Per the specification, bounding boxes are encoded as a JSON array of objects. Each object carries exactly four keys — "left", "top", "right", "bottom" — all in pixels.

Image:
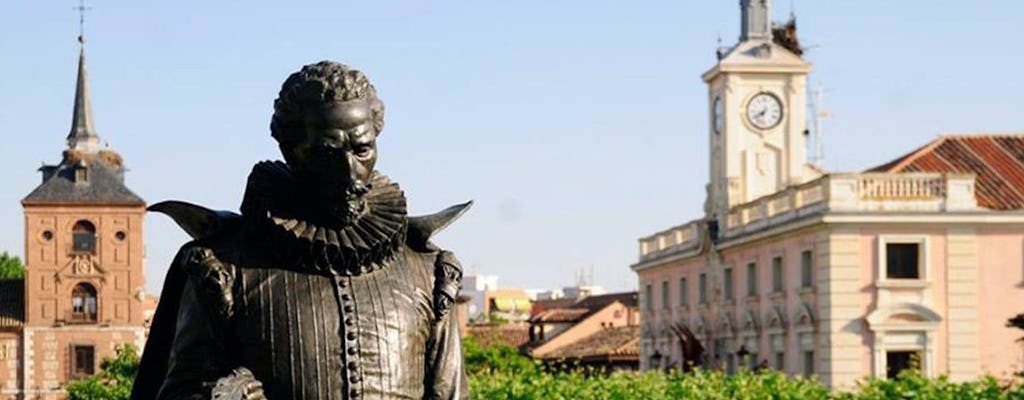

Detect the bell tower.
[
  {"left": 703, "top": 0, "right": 815, "bottom": 219},
  {"left": 19, "top": 30, "right": 147, "bottom": 391}
]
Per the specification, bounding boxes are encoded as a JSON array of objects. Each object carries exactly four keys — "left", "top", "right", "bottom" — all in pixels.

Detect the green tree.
[
  {"left": 0, "top": 251, "right": 24, "bottom": 279},
  {"left": 65, "top": 344, "right": 139, "bottom": 400}
]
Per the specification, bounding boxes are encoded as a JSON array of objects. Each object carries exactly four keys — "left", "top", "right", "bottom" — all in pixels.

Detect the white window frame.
[{"left": 877, "top": 235, "right": 929, "bottom": 287}]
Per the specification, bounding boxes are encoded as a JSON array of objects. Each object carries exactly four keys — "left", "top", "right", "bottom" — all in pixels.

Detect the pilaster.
[
  {"left": 817, "top": 227, "right": 863, "bottom": 387},
  {"left": 945, "top": 228, "right": 980, "bottom": 381}
]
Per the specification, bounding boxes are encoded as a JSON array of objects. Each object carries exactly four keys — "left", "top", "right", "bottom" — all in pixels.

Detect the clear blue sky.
[{"left": 1, "top": 2, "right": 1021, "bottom": 295}]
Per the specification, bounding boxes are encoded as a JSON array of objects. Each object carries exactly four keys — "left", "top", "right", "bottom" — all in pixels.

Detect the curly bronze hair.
[{"left": 270, "top": 61, "right": 385, "bottom": 148}]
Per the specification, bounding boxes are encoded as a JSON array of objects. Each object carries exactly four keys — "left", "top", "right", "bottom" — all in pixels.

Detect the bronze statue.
[{"left": 133, "top": 61, "right": 471, "bottom": 400}]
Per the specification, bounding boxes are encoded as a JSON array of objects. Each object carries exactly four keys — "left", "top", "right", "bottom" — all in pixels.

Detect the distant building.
[
  {"left": 461, "top": 274, "right": 498, "bottom": 322},
  {"left": 530, "top": 289, "right": 563, "bottom": 301},
  {"left": 486, "top": 288, "right": 532, "bottom": 323},
  {"left": 526, "top": 292, "right": 641, "bottom": 371},
  {"left": 460, "top": 275, "right": 532, "bottom": 324},
  {"left": 0, "top": 36, "right": 148, "bottom": 399},
  {"left": 562, "top": 285, "right": 606, "bottom": 300},
  {"left": 632, "top": 1, "right": 1024, "bottom": 387}
]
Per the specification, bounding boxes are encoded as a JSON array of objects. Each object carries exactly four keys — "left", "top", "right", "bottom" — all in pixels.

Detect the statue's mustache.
[{"left": 346, "top": 180, "right": 370, "bottom": 198}]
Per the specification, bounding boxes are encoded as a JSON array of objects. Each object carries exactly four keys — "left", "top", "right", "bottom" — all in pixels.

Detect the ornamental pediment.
[{"left": 55, "top": 254, "right": 106, "bottom": 283}]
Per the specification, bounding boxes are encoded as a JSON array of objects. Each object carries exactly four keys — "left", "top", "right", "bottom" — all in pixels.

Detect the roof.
[
  {"left": 23, "top": 155, "right": 144, "bottom": 206},
  {"left": 530, "top": 308, "right": 589, "bottom": 323},
  {"left": 573, "top": 292, "right": 639, "bottom": 311},
  {"left": 530, "top": 298, "right": 576, "bottom": 316},
  {"left": 868, "top": 135, "right": 1024, "bottom": 210},
  {"left": 530, "top": 291, "right": 638, "bottom": 324},
  {"left": 68, "top": 42, "right": 99, "bottom": 149},
  {"left": 541, "top": 326, "right": 639, "bottom": 360},
  {"left": 0, "top": 279, "right": 24, "bottom": 329},
  {"left": 466, "top": 325, "right": 531, "bottom": 349}
]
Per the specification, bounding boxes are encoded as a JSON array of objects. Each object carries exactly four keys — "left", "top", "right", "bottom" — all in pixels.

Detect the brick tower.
[{"left": 17, "top": 34, "right": 147, "bottom": 398}]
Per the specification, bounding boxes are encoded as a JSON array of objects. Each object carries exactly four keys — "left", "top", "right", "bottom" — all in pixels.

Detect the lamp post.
[
  {"left": 736, "top": 345, "right": 750, "bottom": 371},
  {"left": 649, "top": 349, "right": 663, "bottom": 371}
]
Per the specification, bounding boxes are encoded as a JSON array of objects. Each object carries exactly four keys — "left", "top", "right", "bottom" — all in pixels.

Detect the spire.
[
  {"left": 739, "top": 0, "right": 772, "bottom": 42},
  {"left": 68, "top": 1, "right": 99, "bottom": 153}
]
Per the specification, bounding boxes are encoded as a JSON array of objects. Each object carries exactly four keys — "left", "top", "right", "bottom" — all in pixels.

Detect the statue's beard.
[
  {"left": 332, "top": 181, "right": 370, "bottom": 224},
  {"left": 299, "top": 173, "right": 372, "bottom": 227}
]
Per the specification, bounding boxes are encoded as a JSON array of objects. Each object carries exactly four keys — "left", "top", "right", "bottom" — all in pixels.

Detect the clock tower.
[{"left": 703, "top": 0, "right": 815, "bottom": 219}]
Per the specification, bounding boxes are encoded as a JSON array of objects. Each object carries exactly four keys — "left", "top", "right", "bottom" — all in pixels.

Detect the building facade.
[
  {"left": 527, "top": 292, "right": 641, "bottom": 371},
  {"left": 0, "top": 36, "right": 147, "bottom": 399},
  {"left": 632, "top": 0, "right": 1024, "bottom": 387}
]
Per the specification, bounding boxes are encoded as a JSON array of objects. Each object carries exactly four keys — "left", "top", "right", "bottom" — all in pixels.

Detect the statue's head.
[{"left": 271, "top": 61, "right": 385, "bottom": 224}]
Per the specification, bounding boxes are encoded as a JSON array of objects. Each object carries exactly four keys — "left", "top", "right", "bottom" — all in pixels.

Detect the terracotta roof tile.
[
  {"left": 541, "top": 326, "right": 639, "bottom": 360},
  {"left": 572, "top": 292, "right": 639, "bottom": 311},
  {"left": 466, "top": 326, "right": 531, "bottom": 348},
  {"left": 530, "top": 308, "right": 589, "bottom": 323},
  {"left": 530, "top": 298, "right": 576, "bottom": 318},
  {"left": 868, "top": 135, "right": 1024, "bottom": 210},
  {"left": 529, "top": 291, "right": 639, "bottom": 323}
]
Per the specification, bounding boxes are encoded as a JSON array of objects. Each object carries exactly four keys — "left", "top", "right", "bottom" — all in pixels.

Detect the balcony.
[
  {"left": 637, "top": 173, "right": 977, "bottom": 263},
  {"left": 638, "top": 220, "right": 701, "bottom": 262},
  {"left": 723, "top": 173, "right": 977, "bottom": 238},
  {"left": 63, "top": 311, "right": 98, "bottom": 325}
]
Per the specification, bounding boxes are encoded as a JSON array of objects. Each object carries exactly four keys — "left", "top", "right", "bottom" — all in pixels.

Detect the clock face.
[
  {"left": 746, "top": 92, "right": 783, "bottom": 129},
  {"left": 713, "top": 97, "right": 724, "bottom": 135}
]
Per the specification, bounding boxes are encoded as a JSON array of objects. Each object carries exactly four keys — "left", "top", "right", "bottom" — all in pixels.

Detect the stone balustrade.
[
  {"left": 638, "top": 220, "right": 701, "bottom": 261},
  {"left": 723, "top": 173, "right": 977, "bottom": 238},
  {"left": 638, "top": 173, "right": 978, "bottom": 261}
]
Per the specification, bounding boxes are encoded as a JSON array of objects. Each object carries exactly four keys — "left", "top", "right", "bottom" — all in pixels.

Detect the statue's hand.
[{"left": 212, "top": 367, "right": 267, "bottom": 400}]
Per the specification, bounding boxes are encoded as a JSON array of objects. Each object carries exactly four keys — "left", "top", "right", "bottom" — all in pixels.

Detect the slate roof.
[
  {"left": 868, "top": 135, "right": 1024, "bottom": 210},
  {"left": 0, "top": 279, "right": 24, "bottom": 329},
  {"left": 23, "top": 155, "right": 144, "bottom": 205},
  {"left": 541, "top": 326, "right": 639, "bottom": 360}
]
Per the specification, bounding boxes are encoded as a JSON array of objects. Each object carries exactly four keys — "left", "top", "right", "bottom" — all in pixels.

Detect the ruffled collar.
[{"left": 240, "top": 161, "right": 407, "bottom": 276}]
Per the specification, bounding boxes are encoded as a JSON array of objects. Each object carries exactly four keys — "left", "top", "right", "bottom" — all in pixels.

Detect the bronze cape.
[{"left": 133, "top": 161, "right": 470, "bottom": 399}]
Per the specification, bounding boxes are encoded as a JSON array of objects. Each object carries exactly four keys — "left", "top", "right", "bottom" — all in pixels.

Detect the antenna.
[{"left": 810, "top": 82, "right": 830, "bottom": 168}]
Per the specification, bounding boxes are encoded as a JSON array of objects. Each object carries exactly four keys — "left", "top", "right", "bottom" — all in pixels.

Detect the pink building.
[{"left": 632, "top": 1, "right": 1024, "bottom": 387}]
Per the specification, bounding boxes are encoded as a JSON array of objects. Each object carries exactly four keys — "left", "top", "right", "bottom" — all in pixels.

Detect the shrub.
[
  {"left": 65, "top": 344, "right": 139, "bottom": 400},
  {"left": 468, "top": 363, "right": 1024, "bottom": 400}
]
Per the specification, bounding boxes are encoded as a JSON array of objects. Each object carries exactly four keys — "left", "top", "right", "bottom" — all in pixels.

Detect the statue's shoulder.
[
  {"left": 149, "top": 200, "right": 243, "bottom": 242},
  {"left": 151, "top": 201, "right": 242, "bottom": 320},
  {"left": 404, "top": 201, "right": 472, "bottom": 321},
  {"left": 404, "top": 201, "right": 473, "bottom": 252}
]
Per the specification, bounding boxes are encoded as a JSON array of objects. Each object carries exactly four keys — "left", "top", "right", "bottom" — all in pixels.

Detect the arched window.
[
  {"left": 71, "top": 283, "right": 98, "bottom": 323},
  {"left": 72, "top": 220, "right": 96, "bottom": 254}
]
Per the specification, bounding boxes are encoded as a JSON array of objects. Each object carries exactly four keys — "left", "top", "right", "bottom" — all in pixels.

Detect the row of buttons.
[{"left": 337, "top": 276, "right": 362, "bottom": 398}]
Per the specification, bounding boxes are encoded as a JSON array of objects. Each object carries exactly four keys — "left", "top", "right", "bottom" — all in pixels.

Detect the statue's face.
[{"left": 289, "top": 99, "right": 379, "bottom": 221}]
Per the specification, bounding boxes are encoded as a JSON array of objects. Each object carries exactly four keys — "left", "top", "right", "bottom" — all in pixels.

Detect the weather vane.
[{"left": 73, "top": 0, "right": 92, "bottom": 43}]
